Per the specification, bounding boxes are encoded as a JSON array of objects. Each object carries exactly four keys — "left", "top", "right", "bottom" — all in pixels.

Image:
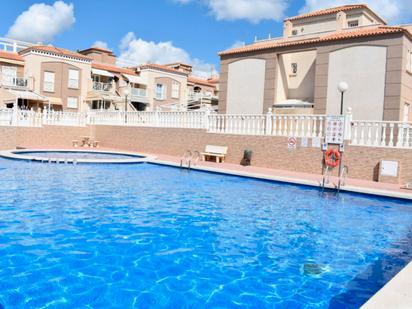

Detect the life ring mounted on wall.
[{"left": 324, "top": 149, "right": 341, "bottom": 168}]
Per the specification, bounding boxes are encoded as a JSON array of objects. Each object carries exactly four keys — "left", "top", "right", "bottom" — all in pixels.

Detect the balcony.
[
  {"left": 131, "top": 87, "right": 147, "bottom": 98},
  {"left": 0, "top": 75, "right": 28, "bottom": 88},
  {"left": 188, "top": 92, "right": 215, "bottom": 101},
  {"left": 93, "top": 81, "right": 112, "bottom": 92}
]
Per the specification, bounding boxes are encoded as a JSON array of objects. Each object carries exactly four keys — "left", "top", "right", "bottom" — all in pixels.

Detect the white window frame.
[
  {"left": 1, "top": 66, "right": 17, "bottom": 86},
  {"left": 68, "top": 69, "right": 79, "bottom": 89},
  {"left": 155, "top": 84, "right": 166, "bottom": 100},
  {"left": 67, "top": 97, "right": 78, "bottom": 109},
  {"left": 171, "top": 82, "right": 180, "bottom": 99},
  {"left": 43, "top": 71, "right": 55, "bottom": 92}
]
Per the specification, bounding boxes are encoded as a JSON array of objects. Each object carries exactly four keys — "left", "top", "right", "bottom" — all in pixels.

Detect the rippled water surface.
[{"left": 0, "top": 159, "right": 411, "bottom": 308}]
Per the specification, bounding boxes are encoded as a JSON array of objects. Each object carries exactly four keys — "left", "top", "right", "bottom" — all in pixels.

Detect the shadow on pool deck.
[{"left": 328, "top": 229, "right": 412, "bottom": 308}]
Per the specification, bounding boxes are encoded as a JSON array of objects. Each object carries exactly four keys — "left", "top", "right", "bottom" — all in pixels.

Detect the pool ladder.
[
  {"left": 180, "top": 150, "right": 200, "bottom": 171},
  {"left": 320, "top": 165, "right": 349, "bottom": 194}
]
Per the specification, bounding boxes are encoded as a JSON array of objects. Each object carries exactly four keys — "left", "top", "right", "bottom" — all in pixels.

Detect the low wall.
[
  {"left": 93, "top": 125, "right": 412, "bottom": 184},
  {"left": 0, "top": 124, "right": 410, "bottom": 184}
]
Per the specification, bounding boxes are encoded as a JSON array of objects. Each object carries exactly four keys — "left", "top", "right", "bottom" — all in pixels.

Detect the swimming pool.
[{"left": 0, "top": 158, "right": 410, "bottom": 308}]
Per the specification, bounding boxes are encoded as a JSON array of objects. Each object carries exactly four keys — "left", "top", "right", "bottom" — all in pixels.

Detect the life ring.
[{"left": 325, "top": 149, "right": 340, "bottom": 168}]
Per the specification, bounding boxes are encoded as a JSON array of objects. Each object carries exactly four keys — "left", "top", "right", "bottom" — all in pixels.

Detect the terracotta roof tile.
[
  {"left": 219, "top": 26, "right": 408, "bottom": 56},
  {"left": 92, "top": 62, "right": 137, "bottom": 75},
  {"left": 285, "top": 4, "right": 368, "bottom": 21},
  {"left": 0, "top": 51, "right": 24, "bottom": 62},
  {"left": 19, "top": 45, "right": 92, "bottom": 61},
  {"left": 188, "top": 76, "right": 216, "bottom": 87},
  {"left": 139, "top": 63, "right": 188, "bottom": 75}
]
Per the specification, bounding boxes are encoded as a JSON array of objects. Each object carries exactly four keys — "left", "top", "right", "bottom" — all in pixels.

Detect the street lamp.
[
  {"left": 337, "top": 81, "right": 348, "bottom": 115},
  {"left": 124, "top": 88, "right": 129, "bottom": 124}
]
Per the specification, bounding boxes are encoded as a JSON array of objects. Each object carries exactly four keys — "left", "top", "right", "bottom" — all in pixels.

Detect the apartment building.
[
  {"left": 16, "top": 45, "right": 92, "bottom": 111},
  {"left": 0, "top": 50, "right": 49, "bottom": 109},
  {"left": 219, "top": 4, "right": 412, "bottom": 121}
]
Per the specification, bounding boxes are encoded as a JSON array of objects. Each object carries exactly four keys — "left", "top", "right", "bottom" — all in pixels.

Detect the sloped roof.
[
  {"left": 19, "top": 45, "right": 92, "bottom": 61},
  {"left": 0, "top": 51, "right": 24, "bottom": 62},
  {"left": 188, "top": 76, "right": 216, "bottom": 87},
  {"left": 139, "top": 63, "right": 188, "bottom": 76},
  {"left": 219, "top": 26, "right": 409, "bottom": 56},
  {"left": 92, "top": 62, "right": 137, "bottom": 75},
  {"left": 285, "top": 4, "right": 368, "bottom": 21}
]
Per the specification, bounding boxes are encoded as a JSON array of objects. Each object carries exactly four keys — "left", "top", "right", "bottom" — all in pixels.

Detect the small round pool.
[{"left": 0, "top": 149, "right": 153, "bottom": 164}]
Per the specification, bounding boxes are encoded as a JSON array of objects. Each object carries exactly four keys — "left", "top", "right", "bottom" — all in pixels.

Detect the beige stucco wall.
[
  {"left": 276, "top": 50, "right": 316, "bottom": 103},
  {"left": 226, "top": 59, "right": 266, "bottom": 114},
  {"left": 22, "top": 53, "right": 91, "bottom": 111},
  {"left": 139, "top": 69, "right": 187, "bottom": 110},
  {"left": 400, "top": 36, "right": 412, "bottom": 121},
  {"left": 326, "top": 45, "right": 387, "bottom": 120}
]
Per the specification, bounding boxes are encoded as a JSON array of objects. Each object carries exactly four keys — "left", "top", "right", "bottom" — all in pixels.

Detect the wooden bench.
[{"left": 201, "top": 145, "right": 228, "bottom": 163}]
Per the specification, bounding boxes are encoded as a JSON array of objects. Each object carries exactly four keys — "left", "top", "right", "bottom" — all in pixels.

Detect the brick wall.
[
  {"left": 93, "top": 125, "right": 412, "bottom": 184},
  {"left": 0, "top": 124, "right": 410, "bottom": 184}
]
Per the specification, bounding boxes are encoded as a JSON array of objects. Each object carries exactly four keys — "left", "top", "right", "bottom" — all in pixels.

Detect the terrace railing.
[
  {"left": 0, "top": 108, "right": 411, "bottom": 149},
  {"left": 350, "top": 120, "right": 412, "bottom": 148}
]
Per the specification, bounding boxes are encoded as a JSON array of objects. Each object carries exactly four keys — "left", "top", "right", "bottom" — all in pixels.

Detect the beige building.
[
  {"left": 219, "top": 4, "right": 412, "bottom": 121},
  {"left": 0, "top": 50, "right": 48, "bottom": 109},
  {"left": 17, "top": 45, "right": 92, "bottom": 111}
]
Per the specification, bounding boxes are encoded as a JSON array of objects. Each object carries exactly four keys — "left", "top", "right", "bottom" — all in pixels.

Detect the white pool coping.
[
  {"left": 0, "top": 149, "right": 156, "bottom": 164},
  {"left": 361, "top": 261, "right": 412, "bottom": 309}
]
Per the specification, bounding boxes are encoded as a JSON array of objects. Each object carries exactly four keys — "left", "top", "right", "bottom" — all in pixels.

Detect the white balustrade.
[{"left": 350, "top": 120, "right": 412, "bottom": 148}]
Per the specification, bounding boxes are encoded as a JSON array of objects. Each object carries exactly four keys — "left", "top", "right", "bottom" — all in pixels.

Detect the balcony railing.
[
  {"left": 188, "top": 92, "right": 215, "bottom": 101},
  {"left": 93, "top": 81, "right": 112, "bottom": 92},
  {"left": 0, "top": 75, "right": 28, "bottom": 88},
  {"left": 131, "top": 87, "right": 147, "bottom": 97}
]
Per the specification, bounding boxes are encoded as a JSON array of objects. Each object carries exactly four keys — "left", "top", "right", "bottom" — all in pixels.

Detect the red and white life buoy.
[{"left": 324, "top": 149, "right": 340, "bottom": 168}]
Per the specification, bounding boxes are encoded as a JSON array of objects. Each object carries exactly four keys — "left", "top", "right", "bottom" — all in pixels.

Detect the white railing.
[
  {"left": 0, "top": 110, "right": 42, "bottom": 127},
  {"left": 88, "top": 110, "right": 206, "bottom": 129},
  {"left": 350, "top": 121, "right": 412, "bottom": 148},
  {"left": 93, "top": 81, "right": 112, "bottom": 92},
  {"left": 131, "top": 88, "right": 147, "bottom": 97},
  {"left": 208, "top": 113, "right": 326, "bottom": 137},
  {"left": 43, "top": 111, "right": 87, "bottom": 126}
]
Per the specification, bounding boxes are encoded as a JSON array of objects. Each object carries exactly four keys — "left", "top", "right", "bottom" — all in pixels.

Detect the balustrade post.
[
  {"left": 265, "top": 108, "right": 272, "bottom": 135},
  {"left": 154, "top": 107, "right": 160, "bottom": 127},
  {"left": 344, "top": 107, "right": 352, "bottom": 141},
  {"left": 204, "top": 109, "right": 211, "bottom": 130}
]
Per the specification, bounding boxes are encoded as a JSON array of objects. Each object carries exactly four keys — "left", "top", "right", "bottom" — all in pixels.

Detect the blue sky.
[{"left": 1, "top": 0, "right": 410, "bottom": 77}]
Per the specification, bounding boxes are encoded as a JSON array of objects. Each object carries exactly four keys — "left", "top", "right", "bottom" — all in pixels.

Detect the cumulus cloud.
[
  {"left": 229, "top": 40, "right": 246, "bottom": 49},
  {"left": 117, "top": 32, "right": 217, "bottom": 78},
  {"left": 6, "top": 1, "right": 75, "bottom": 43},
  {"left": 92, "top": 40, "right": 110, "bottom": 50},
  {"left": 174, "top": 0, "right": 288, "bottom": 22},
  {"left": 300, "top": 0, "right": 411, "bottom": 23}
]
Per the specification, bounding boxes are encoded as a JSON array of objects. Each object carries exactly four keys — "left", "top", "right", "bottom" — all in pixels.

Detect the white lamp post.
[
  {"left": 124, "top": 88, "right": 130, "bottom": 124},
  {"left": 337, "top": 81, "right": 349, "bottom": 115}
]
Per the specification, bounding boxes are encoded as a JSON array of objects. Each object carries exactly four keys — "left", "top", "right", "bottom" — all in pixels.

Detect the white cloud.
[
  {"left": 174, "top": 0, "right": 288, "bottom": 23},
  {"left": 229, "top": 40, "right": 246, "bottom": 49},
  {"left": 117, "top": 32, "right": 217, "bottom": 78},
  {"left": 92, "top": 40, "right": 110, "bottom": 50},
  {"left": 300, "top": 0, "right": 411, "bottom": 23},
  {"left": 6, "top": 1, "right": 75, "bottom": 43}
]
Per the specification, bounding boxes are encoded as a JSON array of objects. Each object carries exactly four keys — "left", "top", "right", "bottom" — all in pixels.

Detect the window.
[
  {"left": 43, "top": 71, "right": 55, "bottom": 92},
  {"left": 67, "top": 97, "right": 78, "bottom": 109},
  {"left": 1, "top": 66, "right": 17, "bottom": 86},
  {"left": 172, "top": 82, "right": 180, "bottom": 98},
  {"left": 291, "top": 63, "right": 298, "bottom": 75},
  {"left": 407, "top": 50, "right": 412, "bottom": 73},
  {"left": 155, "top": 84, "right": 166, "bottom": 100},
  {"left": 68, "top": 69, "right": 79, "bottom": 89},
  {"left": 348, "top": 20, "right": 359, "bottom": 28},
  {"left": 292, "top": 29, "right": 298, "bottom": 36}
]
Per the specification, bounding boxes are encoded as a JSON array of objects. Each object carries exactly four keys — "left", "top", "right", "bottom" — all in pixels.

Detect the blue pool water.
[
  {"left": 0, "top": 159, "right": 411, "bottom": 308},
  {"left": 15, "top": 151, "right": 142, "bottom": 160}
]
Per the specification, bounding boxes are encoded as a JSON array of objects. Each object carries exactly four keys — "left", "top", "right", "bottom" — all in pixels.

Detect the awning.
[
  {"left": 122, "top": 73, "right": 146, "bottom": 85},
  {"left": 92, "top": 68, "right": 114, "bottom": 78},
  {"left": 85, "top": 91, "right": 123, "bottom": 103},
  {"left": 1, "top": 88, "right": 48, "bottom": 103},
  {"left": 47, "top": 97, "right": 63, "bottom": 105}
]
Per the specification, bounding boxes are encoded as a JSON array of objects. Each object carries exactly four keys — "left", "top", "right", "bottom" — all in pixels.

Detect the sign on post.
[
  {"left": 288, "top": 136, "right": 297, "bottom": 150},
  {"left": 325, "top": 116, "right": 345, "bottom": 145}
]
